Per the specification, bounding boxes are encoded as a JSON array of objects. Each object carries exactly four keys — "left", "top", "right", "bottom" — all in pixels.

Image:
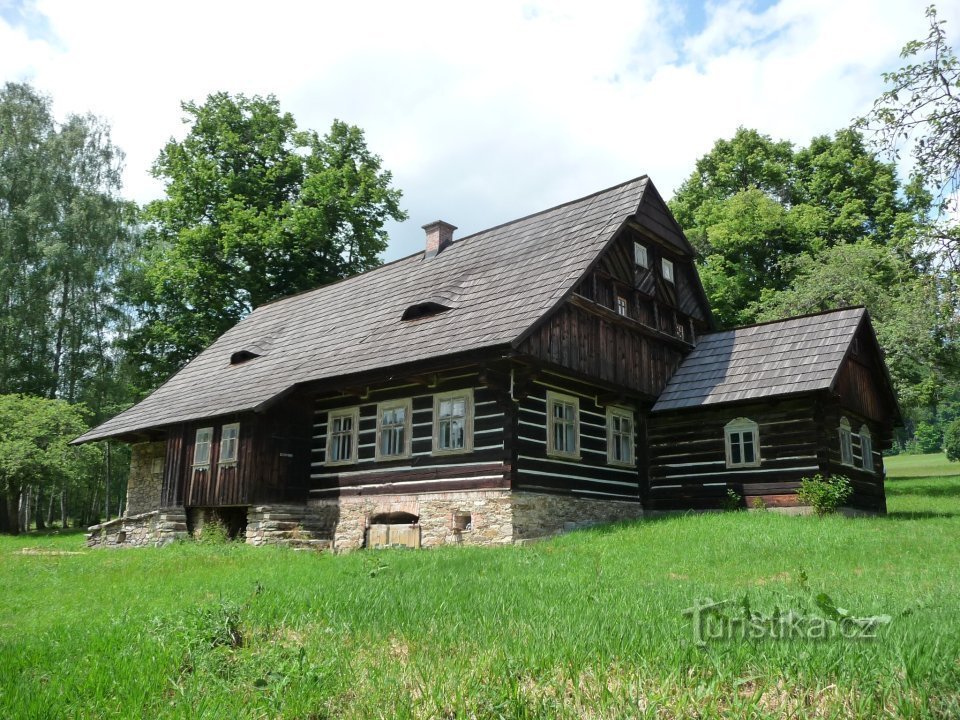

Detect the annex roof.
[
  {"left": 652, "top": 307, "right": 868, "bottom": 412},
  {"left": 77, "top": 175, "right": 663, "bottom": 443}
]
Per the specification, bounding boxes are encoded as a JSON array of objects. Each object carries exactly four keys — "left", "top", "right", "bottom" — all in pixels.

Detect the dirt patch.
[{"left": 15, "top": 548, "right": 86, "bottom": 556}]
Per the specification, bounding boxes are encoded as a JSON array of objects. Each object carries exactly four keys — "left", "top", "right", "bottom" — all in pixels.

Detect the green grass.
[
  {"left": 2, "top": 478, "right": 959, "bottom": 718},
  {"left": 885, "top": 452, "right": 960, "bottom": 480}
]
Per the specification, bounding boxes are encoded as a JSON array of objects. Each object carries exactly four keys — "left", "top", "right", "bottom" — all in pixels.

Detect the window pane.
[
  {"left": 730, "top": 433, "right": 741, "bottom": 465},
  {"left": 743, "top": 434, "right": 755, "bottom": 463}
]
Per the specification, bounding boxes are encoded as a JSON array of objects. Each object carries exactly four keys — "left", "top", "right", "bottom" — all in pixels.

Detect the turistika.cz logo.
[{"left": 683, "top": 594, "right": 891, "bottom": 646}]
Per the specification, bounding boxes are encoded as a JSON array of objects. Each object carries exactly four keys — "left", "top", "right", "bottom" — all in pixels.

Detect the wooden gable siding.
[
  {"left": 832, "top": 326, "right": 897, "bottom": 428},
  {"left": 513, "top": 375, "right": 643, "bottom": 502},
  {"left": 160, "top": 400, "right": 312, "bottom": 508},
  {"left": 518, "top": 299, "right": 688, "bottom": 397},
  {"left": 309, "top": 373, "right": 512, "bottom": 498},
  {"left": 648, "top": 398, "right": 822, "bottom": 510}
]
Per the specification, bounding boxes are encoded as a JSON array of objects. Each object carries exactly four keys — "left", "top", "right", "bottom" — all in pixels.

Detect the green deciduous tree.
[
  {"left": 123, "top": 93, "right": 407, "bottom": 388},
  {"left": 670, "top": 127, "right": 927, "bottom": 327},
  {"left": 944, "top": 418, "right": 960, "bottom": 461},
  {"left": 0, "top": 394, "right": 99, "bottom": 534}
]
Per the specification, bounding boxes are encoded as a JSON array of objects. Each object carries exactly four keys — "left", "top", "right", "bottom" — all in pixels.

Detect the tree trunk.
[
  {"left": 46, "top": 491, "right": 54, "bottom": 527},
  {"left": 0, "top": 493, "right": 9, "bottom": 534},
  {"left": 104, "top": 441, "right": 111, "bottom": 522},
  {"left": 7, "top": 487, "right": 21, "bottom": 535},
  {"left": 60, "top": 490, "right": 67, "bottom": 528},
  {"left": 20, "top": 486, "right": 30, "bottom": 533},
  {"left": 35, "top": 486, "right": 46, "bottom": 530}
]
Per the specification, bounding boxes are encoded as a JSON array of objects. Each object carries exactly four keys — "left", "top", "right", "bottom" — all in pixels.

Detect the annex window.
[
  {"left": 859, "top": 425, "right": 874, "bottom": 472},
  {"left": 724, "top": 418, "right": 760, "bottom": 468},
  {"left": 376, "top": 399, "right": 412, "bottom": 461},
  {"left": 662, "top": 258, "right": 675, "bottom": 283},
  {"left": 634, "top": 242, "right": 648, "bottom": 268},
  {"left": 547, "top": 391, "right": 580, "bottom": 459},
  {"left": 839, "top": 417, "right": 854, "bottom": 466},
  {"left": 607, "top": 406, "right": 635, "bottom": 467},
  {"left": 193, "top": 427, "right": 213, "bottom": 468},
  {"left": 218, "top": 423, "right": 240, "bottom": 464},
  {"left": 326, "top": 408, "right": 359, "bottom": 465},
  {"left": 616, "top": 295, "right": 628, "bottom": 317},
  {"left": 434, "top": 390, "right": 473, "bottom": 455}
]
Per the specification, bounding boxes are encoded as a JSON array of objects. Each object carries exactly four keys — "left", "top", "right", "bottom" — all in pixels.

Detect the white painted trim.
[
  {"left": 325, "top": 407, "right": 359, "bottom": 466},
  {"left": 518, "top": 468, "right": 637, "bottom": 488},
  {"left": 518, "top": 454, "right": 637, "bottom": 477},
  {"left": 309, "top": 459, "right": 499, "bottom": 475}
]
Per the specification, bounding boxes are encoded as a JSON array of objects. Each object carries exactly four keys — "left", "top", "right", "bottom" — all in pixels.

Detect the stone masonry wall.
[
  {"left": 246, "top": 503, "right": 338, "bottom": 550},
  {"left": 511, "top": 492, "right": 643, "bottom": 541},
  {"left": 311, "top": 490, "right": 514, "bottom": 552},
  {"left": 125, "top": 441, "right": 165, "bottom": 515},
  {"left": 87, "top": 507, "right": 188, "bottom": 548}
]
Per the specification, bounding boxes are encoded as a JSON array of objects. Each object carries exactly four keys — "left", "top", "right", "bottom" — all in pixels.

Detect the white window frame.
[
  {"left": 859, "top": 424, "right": 874, "bottom": 472},
  {"left": 546, "top": 391, "right": 580, "bottom": 460},
  {"left": 193, "top": 427, "right": 213, "bottom": 469},
  {"left": 616, "top": 295, "right": 628, "bottom": 317},
  {"left": 662, "top": 258, "right": 675, "bottom": 283},
  {"left": 375, "top": 399, "right": 412, "bottom": 461},
  {"left": 606, "top": 406, "right": 635, "bottom": 467},
  {"left": 218, "top": 423, "right": 240, "bottom": 465},
  {"left": 724, "top": 418, "right": 760, "bottom": 468},
  {"left": 839, "top": 417, "right": 854, "bottom": 466},
  {"left": 326, "top": 407, "right": 360, "bottom": 466},
  {"left": 634, "top": 242, "right": 648, "bottom": 268},
  {"left": 433, "top": 389, "right": 474, "bottom": 456}
]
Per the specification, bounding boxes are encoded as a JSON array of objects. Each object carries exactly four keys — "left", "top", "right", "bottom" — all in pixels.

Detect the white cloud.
[{"left": 0, "top": 0, "right": 950, "bottom": 260}]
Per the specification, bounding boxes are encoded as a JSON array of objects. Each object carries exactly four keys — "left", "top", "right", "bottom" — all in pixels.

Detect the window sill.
[
  {"left": 375, "top": 454, "right": 412, "bottom": 463},
  {"left": 431, "top": 448, "right": 473, "bottom": 457},
  {"left": 218, "top": 461, "right": 238, "bottom": 468},
  {"left": 325, "top": 460, "right": 358, "bottom": 468},
  {"left": 547, "top": 451, "right": 582, "bottom": 462},
  {"left": 608, "top": 460, "right": 636, "bottom": 469},
  {"left": 725, "top": 462, "right": 761, "bottom": 470}
]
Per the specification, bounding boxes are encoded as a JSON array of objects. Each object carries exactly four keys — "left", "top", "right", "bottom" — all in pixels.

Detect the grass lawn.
[
  {"left": 2, "top": 473, "right": 959, "bottom": 718},
  {"left": 884, "top": 452, "right": 960, "bottom": 480}
]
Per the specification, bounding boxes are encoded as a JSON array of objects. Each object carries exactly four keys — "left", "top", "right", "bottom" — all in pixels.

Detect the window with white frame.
[
  {"left": 859, "top": 425, "right": 874, "bottom": 472},
  {"left": 662, "top": 258, "right": 675, "bottom": 283},
  {"left": 724, "top": 418, "right": 760, "bottom": 468},
  {"left": 839, "top": 417, "right": 854, "bottom": 466},
  {"left": 376, "top": 399, "right": 412, "bottom": 460},
  {"left": 607, "top": 406, "right": 635, "bottom": 466},
  {"left": 634, "top": 242, "right": 648, "bottom": 268},
  {"left": 616, "top": 295, "right": 628, "bottom": 317},
  {"left": 219, "top": 423, "right": 240, "bottom": 464},
  {"left": 547, "top": 392, "right": 580, "bottom": 458},
  {"left": 434, "top": 390, "right": 473, "bottom": 454},
  {"left": 193, "top": 427, "right": 213, "bottom": 468},
  {"left": 326, "top": 408, "right": 359, "bottom": 465}
]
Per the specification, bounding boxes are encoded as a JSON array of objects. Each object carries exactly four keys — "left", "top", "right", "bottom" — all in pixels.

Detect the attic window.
[
  {"left": 662, "top": 258, "right": 675, "bottom": 283},
  {"left": 401, "top": 301, "right": 451, "bottom": 321},
  {"left": 230, "top": 350, "right": 260, "bottom": 365},
  {"left": 634, "top": 242, "right": 649, "bottom": 268}
]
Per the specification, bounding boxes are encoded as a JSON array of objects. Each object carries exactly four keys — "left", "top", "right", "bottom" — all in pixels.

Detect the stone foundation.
[
  {"left": 246, "top": 503, "right": 338, "bottom": 550},
  {"left": 87, "top": 507, "right": 188, "bottom": 548},
  {"left": 511, "top": 492, "right": 643, "bottom": 540},
  {"left": 125, "top": 441, "right": 165, "bottom": 515}
]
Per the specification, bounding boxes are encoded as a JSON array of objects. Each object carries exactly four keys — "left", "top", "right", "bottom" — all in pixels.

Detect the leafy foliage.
[
  {"left": 796, "top": 474, "right": 853, "bottom": 516},
  {"left": 670, "top": 127, "right": 927, "bottom": 327},
  {"left": 122, "top": 93, "right": 407, "bottom": 389},
  {"left": 912, "top": 421, "right": 943, "bottom": 454},
  {"left": 0, "top": 394, "right": 99, "bottom": 533},
  {"left": 944, "top": 418, "right": 960, "bottom": 461}
]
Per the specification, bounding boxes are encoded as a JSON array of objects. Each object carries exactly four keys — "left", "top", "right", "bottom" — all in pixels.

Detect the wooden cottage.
[
  {"left": 647, "top": 308, "right": 900, "bottom": 512},
  {"left": 76, "top": 176, "right": 899, "bottom": 548}
]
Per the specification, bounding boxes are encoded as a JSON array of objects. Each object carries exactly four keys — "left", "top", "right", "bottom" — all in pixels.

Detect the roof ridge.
[{"left": 702, "top": 306, "right": 865, "bottom": 336}]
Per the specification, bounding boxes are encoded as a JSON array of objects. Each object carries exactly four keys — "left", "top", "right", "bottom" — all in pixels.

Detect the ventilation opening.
[
  {"left": 366, "top": 512, "right": 420, "bottom": 549},
  {"left": 401, "top": 302, "right": 451, "bottom": 321},
  {"left": 452, "top": 513, "right": 472, "bottom": 532},
  {"left": 230, "top": 350, "right": 261, "bottom": 365}
]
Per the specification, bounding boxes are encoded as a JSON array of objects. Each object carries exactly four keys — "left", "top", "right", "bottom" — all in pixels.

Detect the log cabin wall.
[
  {"left": 309, "top": 372, "right": 512, "bottom": 498},
  {"left": 814, "top": 398, "right": 887, "bottom": 512},
  {"left": 513, "top": 373, "right": 643, "bottom": 502},
  {"left": 160, "top": 397, "right": 312, "bottom": 509},
  {"left": 648, "top": 398, "right": 823, "bottom": 510}
]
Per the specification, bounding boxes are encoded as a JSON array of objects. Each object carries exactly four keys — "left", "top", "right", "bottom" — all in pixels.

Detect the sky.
[{"left": 1, "top": 0, "right": 955, "bottom": 261}]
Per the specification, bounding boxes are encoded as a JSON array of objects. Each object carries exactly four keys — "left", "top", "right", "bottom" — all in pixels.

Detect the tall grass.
[{"left": 2, "top": 477, "right": 959, "bottom": 718}]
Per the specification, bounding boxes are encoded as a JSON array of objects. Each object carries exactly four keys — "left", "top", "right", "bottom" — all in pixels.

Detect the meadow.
[{"left": 1, "top": 454, "right": 958, "bottom": 719}]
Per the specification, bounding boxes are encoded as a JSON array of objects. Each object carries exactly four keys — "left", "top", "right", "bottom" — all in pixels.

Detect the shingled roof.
[
  {"left": 652, "top": 307, "right": 868, "bottom": 412},
  {"left": 77, "top": 175, "right": 665, "bottom": 443}
]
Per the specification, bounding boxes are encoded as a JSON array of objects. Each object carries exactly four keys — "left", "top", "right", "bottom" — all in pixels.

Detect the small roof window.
[
  {"left": 230, "top": 350, "right": 260, "bottom": 365},
  {"left": 402, "top": 301, "right": 452, "bottom": 321}
]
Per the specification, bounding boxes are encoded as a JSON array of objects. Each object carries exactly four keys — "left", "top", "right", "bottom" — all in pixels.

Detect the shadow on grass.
[
  {"left": 883, "top": 510, "right": 960, "bottom": 520},
  {"left": 21, "top": 527, "right": 89, "bottom": 538}
]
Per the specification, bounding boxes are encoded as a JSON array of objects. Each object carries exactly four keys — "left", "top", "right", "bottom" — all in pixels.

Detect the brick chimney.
[{"left": 422, "top": 220, "right": 457, "bottom": 260}]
